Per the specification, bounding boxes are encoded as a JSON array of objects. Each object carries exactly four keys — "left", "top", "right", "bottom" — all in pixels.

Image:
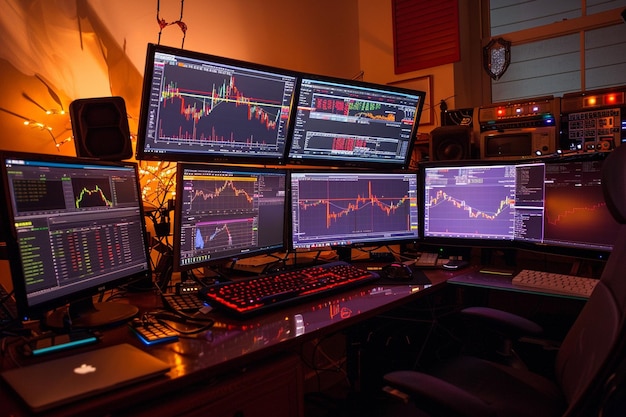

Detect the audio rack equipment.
[{"left": 560, "top": 86, "right": 626, "bottom": 152}]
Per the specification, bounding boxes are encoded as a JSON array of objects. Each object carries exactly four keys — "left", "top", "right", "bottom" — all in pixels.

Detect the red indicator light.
[{"left": 604, "top": 93, "right": 624, "bottom": 105}]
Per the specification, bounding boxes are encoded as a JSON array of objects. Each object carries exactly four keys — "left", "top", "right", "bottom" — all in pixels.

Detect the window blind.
[{"left": 392, "top": 0, "right": 460, "bottom": 74}]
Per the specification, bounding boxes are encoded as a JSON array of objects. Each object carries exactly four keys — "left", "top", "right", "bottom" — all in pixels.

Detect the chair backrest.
[{"left": 555, "top": 145, "right": 626, "bottom": 415}]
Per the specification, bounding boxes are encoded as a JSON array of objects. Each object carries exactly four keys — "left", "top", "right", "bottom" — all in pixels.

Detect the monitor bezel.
[
  {"left": 172, "top": 162, "right": 288, "bottom": 272},
  {"left": 0, "top": 151, "right": 152, "bottom": 322},
  {"left": 288, "top": 169, "right": 421, "bottom": 252},
  {"left": 418, "top": 153, "right": 617, "bottom": 261},
  {"left": 286, "top": 73, "right": 426, "bottom": 170},
  {"left": 135, "top": 43, "right": 300, "bottom": 165},
  {"left": 515, "top": 152, "right": 615, "bottom": 261},
  {"left": 418, "top": 158, "right": 520, "bottom": 250}
]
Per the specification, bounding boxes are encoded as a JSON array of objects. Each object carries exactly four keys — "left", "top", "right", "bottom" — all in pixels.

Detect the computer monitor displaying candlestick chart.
[
  {"left": 136, "top": 43, "right": 298, "bottom": 165},
  {"left": 419, "top": 153, "right": 619, "bottom": 260},
  {"left": 287, "top": 75, "right": 425, "bottom": 169},
  {"left": 173, "top": 163, "right": 287, "bottom": 271},
  {"left": 289, "top": 171, "right": 419, "bottom": 253}
]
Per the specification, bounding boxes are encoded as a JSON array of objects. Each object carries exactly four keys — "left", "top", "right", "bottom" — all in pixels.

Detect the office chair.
[{"left": 383, "top": 145, "right": 626, "bottom": 417}]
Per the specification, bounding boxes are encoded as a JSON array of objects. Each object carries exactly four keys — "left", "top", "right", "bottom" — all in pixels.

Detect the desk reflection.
[{"left": 153, "top": 282, "right": 432, "bottom": 378}]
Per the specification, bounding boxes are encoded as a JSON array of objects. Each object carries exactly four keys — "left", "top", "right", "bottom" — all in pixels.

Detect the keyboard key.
[
  {"left": 512, "top": 269, "right": 598, "bottom": 298},
  {"left": 199, "top": 261, "right": 379, "bottom": 317},
  {"left": 129, "top": 319, "right": 179, "bottom": 345}
]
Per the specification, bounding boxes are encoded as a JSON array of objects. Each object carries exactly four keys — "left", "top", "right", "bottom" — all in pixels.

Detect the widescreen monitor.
[
  {"left": 174, "top": 163, "right": 287, "bottom": 271},
  {"left": 289, "top": 171, "right": 419, "bottom": 255},
  {"left": 419, "top": 153, "right": 618, "bottom": 260},
  {"left": 287, "top": 75, "right": 425, "bottom": 169},
  {"left": 0, "top": 152, "right": 151, "bottom": 328},
  {"left": 535, "top": 154, "right": 619, "bottom": 256},
  {"left": 136, "top": 43, "right": 298, "bottom": 164}
]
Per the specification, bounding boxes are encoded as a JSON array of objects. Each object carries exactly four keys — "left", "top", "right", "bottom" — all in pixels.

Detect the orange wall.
[
  {"left": 0, "top": 0, "right": 363, "bottom": 156},
  {"left": 357, "top": 0, "right": 457, "bottom": 134}
]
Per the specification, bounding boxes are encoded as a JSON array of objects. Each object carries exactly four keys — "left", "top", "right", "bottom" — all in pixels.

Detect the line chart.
[
  {"left": 187, "top": 177, "right": 256, "bottom": 213},
  {"left": 193, "top": 219, "right": 255, "bottom": 252},
  {"left": 424, "top": 186, "right": 515, "bottom": 238},
  {"left": 429, "top": 189, "right": 514, "bottom": 221},
  {"left": 544, "top": 187, "right": 620, "bottom": 246},
  {"left": 72, "top": 178, "right": 114, "bottom": 208}
]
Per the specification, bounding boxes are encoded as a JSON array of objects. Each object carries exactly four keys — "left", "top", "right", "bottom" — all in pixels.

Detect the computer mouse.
[
  {"left": 442, "top": 259, "right": 469, "bottom": 270},
  {"left": 381, "top": 263, "right": 414, "bottom": 281}
]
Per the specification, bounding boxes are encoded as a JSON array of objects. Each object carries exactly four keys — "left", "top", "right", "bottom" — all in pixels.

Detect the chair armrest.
[
  {"left": 384, "top": 370, "right": 496, "bottom": 417},
  {"left": 461, "top": 306, "right": 543, "bottom": 337}
]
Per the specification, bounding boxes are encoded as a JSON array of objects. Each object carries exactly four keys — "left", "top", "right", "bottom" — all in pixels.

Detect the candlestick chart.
[
  {"left": 186, "top": 177, "right": 256, "bottom": 213},
  {"left": 423, "top": 166, "right": 516, "bottom": 239},
  {"left": 295, "top": 178, "right": 413, "bottom": 237},
  {"left": 154, "top": 62, "right": 293, "bottom": 154},
  {"left": 425, "top": 188, "right": 515, "bottom": 237}
]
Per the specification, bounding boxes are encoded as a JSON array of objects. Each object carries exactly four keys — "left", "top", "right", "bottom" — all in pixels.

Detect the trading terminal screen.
[
  {"left": 290, "top": 171, "right": 419, "bottom": 249},
  {"left": 287, "top": 76, "right": 425, "bottom": 168},
  {"left": 136, "top": 43, "right": 298, "bottom": 164},
  {"left": 542, "top": 157, "right": 620, "bottom": 252},
  {"left": 174, "top": 163, "right": 287, "bottom": 271},
  {"left": 0, "top": 155, "right": 150, "bottom": 320},
  {"left": 421, "top": 156, "right": 619, "bottom": 256}
]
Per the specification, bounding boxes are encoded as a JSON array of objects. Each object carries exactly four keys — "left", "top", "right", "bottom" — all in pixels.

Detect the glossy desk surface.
[{"left": 0, "top": 270, "right": 455, "bottom": 417}]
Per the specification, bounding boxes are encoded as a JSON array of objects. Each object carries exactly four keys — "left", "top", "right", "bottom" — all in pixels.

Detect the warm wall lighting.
[{"left": 138, "top": 161, "right": 177, "bottom": 208}]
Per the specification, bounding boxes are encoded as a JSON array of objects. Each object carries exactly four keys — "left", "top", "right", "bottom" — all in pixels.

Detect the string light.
[{"left": 139, "top": 160, "right": 177, "bottom": 207}]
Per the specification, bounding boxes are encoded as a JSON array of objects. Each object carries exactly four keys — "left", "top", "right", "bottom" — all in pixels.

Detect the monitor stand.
[
  {"left": 335, "top": 247, "right": 352, "bottom": 262},
  {"left": 43, "top": 297, "right": 138, "bottom": 330}
]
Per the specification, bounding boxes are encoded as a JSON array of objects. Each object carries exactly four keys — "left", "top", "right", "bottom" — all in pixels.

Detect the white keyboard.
[{"left": 512, "top": 269, "right": 598, "bottom": 298}]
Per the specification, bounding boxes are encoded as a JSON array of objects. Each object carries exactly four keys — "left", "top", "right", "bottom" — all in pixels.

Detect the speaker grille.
[
  {"left": 429, "top": 125, "right": 472, "bottom": 161},
  {"left": 70, "top": 97, "right": 132, "bottom": 160}
]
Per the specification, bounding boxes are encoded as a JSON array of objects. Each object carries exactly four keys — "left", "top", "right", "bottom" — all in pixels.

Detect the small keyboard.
[
  {"left": 162, "top": 293, "right": 206, "bottom": 313},
  {"left": 512, "top": 269, "right": 598, "bottom": 298},
  {"left": 130, "top": 319, "right": 179, "bottom": 345},
  {"left": 199, "top": 261, "right": 379, "bottom": 317}
]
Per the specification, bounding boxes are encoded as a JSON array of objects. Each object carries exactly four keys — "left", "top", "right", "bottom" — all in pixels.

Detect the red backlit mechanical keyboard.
[{"left": 199, "top": 261, "right": 379, "bottom": 317}]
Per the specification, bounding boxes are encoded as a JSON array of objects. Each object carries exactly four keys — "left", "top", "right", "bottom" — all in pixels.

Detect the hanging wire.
[{"left": 156, "top": 0, "right": 187, "bottom": 48}]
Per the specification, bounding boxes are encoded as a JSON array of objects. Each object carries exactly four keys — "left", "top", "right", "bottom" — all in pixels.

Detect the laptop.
[{"left": 1, "top": 343, "right": 170, "bottom": 413}]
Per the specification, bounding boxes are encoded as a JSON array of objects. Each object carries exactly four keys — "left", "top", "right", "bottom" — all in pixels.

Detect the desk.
[
  {"left": 448, "top": 268, "right": 590, "bottom": 300},
  {"left": 0, "top": 269, "right": 455, "bottom": 417}
]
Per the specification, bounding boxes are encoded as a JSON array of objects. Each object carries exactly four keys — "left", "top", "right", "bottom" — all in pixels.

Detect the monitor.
[
  {"left": 0, "top": 152, "right": 151, "bottom": 328},
  {"left": 287, "top": 75, "right": 425, "bottom": 169},
  {"left": 174, "top": 163, "right": 287, "bottom": 271},
  {"left": 136, "top": 43, "right": 298, "bottom": 164},
  {"left": 533, "top": 153, "right": 619, "bottom": 257},
  {"left": 419, "top": 153, "right": 619, "bottom": 260},
  {"left": 421, "top": 161, "right": 521, "bottom": 243},
  {"left": 289, "top": 171, "right": 420, "bottom": 257}
]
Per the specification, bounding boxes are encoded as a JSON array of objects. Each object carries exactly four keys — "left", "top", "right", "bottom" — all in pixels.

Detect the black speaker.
[
  {"left": 70, "top": 96, "right": 132, "bottom": 160},
  {"left": 429, "top": 125, "right": 473, "bottom": 161}
]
